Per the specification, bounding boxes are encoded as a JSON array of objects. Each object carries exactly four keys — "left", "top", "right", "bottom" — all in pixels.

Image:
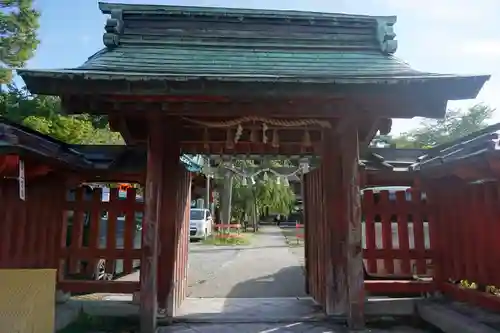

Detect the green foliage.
[
  {"left": 0, "top": 85, "right": 124, "bottom": 144},
  {"left": 374, "top": 104, "right": 495, "bottom": 148},
  {"left": 0, "top": 0, "right": 40, "bottom": 83},
  {"left": 227, "top": 160, "right": 296, "bottom": 222}
]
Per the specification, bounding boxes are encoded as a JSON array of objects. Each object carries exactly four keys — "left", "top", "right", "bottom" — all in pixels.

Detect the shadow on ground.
[
  {"left": 225, "top": 265, "right": 306, "bottom": 298},
  {"left": 175, "top": 265, "right": 323, "bottom": 324}
]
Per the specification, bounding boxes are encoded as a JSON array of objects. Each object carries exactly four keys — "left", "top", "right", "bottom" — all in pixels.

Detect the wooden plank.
[
  {"left": 158, "top": 120, "right": 183, "bottom": 316},
  {"left": 123, "top": 188, "right": 137, "bottom": 274},
  {"left": 437, "top": 184, "right": 452, "bottom": 284},
  {"left": 58, "top": 280, "right": 140, "bottom": 294},
  {"left": 38, "top": 190, "right": 49, "bottom": 267},
  {"left": 64, "top": 200, "right": 143, "bottom": 212},
  {"left": 302, "top": 171, "right": 309, "bottom": 295},
  {"left": 59, "top": 248, "right": 142, "bottom": 259},
  {"left": 177, "top": 176, "right": 190, "bottom": 308},
  {"left": 57, "top": 205, "right": 70, "bottom": 281},
  {"left": 396, "top": 191, "right": 411, "bottom": 275},
  {"left": 365, "top": 280, "right": 434, "bottom": 294},
  {"left": 379, "top": 191, "right": 394, "bottom": 275},
  {"left": 86, "top": 188, "right": 102, "bottom": 276},
  {"left": 363, "top": 190, "right": 377, "bottom": 274},
  {"left": 47, "top": 181, "right": 63, "bottom": 269},
  {"left": 106, "top": 188, "right": 119, "bottom": 274},
  {"left": 26, "top": 184, "right": 40, "bottom": 266},
  {"left": 455, "top": 185, "right": 467, "bottom": 281},
  {"left": 139, "top": 119, "right": 164, "bottom": 333},
  {"left": 486, "top": 183, "right": 499, "bottom": 287},
  {"left": 0, "top": 182, "right": 14, "bottom": 267},
  {"left": 318, "top": 168, "right": 326, "bottom": 307},
  {"left": 412, "top": 189, "right": 426, "bottom": 275},
  {"left": 322, "top": 130, "right": 346, "bottom": 315},
  {"left": 474, "top": 184, "right": 488, "bottom": 286},
  {"left": 363, "top": 249, "right": 433, "bottom": 260},
  {"left": 448, "top": 184, "right": 462, "bottom": 281},
  {"left": 69, "top": 187, "right": 85, "bottom": 274},
  {"left": 423, "top": 182, "right": 441, "bottom": 284},
  {"left": 30, "top": 186, "right": 44, "bottom": 267},
  {"left": 342, "top": 128, "right": 365, "bottom": 329}
]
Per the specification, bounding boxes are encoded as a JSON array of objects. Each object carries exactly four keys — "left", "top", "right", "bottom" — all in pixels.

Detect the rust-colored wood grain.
[
  {"left": 123, "top": 188, "right": 137, "bottom": 274},
  {"left": 411, "top": 189, "right": 426, "bottom": 274},
  {"left": 86, "top": 188, "right": 102, "bottom": 276},
  {"left": 139, "top": 119, "right": 164, "bottom": 333},
  {"left": 105, "top": 188, "right": 119, "bottom": 274},
  {"left": 362, "top": 191, "right": 377, "bottom": 274},
  {"left": 69, "top": 187, "right": 85, "bottom": 274},
  {"left": 379, "top": 191, "right": 394, "bottom": 275},
  {"left": 395, "top": 191, "right": 411, "bottom": 275}
]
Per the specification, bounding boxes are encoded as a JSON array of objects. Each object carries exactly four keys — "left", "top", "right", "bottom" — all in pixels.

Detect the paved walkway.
[{"left": 187, "top": 225, "right": 307, "bottom": 298}]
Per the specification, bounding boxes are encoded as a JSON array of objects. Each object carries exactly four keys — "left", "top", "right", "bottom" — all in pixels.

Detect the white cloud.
[
  {"left": 460, "top": 39, "right": 500, "bottom": 57},
  {"left": 376, "top": 0, "right": 498, "bottom": 21}
]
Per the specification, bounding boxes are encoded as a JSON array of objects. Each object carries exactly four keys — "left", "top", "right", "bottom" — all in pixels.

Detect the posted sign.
[{"left": 19, "top": 159, "right": 25, "bottom": 201}]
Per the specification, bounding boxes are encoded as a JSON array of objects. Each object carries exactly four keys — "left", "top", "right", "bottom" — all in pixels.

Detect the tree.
[
  {"left": 0, "top": 0, "right": 40, "bottom": 83},
  {"left": 23, "top": 114, "right": 124, "bottom": 144},
  {"left": 0, "top": 85, "right": 124, "bottom": 144},
  {"left": 379, "top": 104, "right": 495, "bottom": 148},
  {"left": 226, "top": 160, "right": 296, "bottom": 225}
]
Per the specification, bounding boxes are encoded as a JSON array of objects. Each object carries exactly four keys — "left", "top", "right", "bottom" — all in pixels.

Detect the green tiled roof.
[
  {"left": 78, "top": 2, "right": 410, "bottom": 79},
  {"left": 17, "top": 2, "right": 489, "bottom": 97},
  {"left": 79, "top": 46, "right": 418, "bottom": 78}
]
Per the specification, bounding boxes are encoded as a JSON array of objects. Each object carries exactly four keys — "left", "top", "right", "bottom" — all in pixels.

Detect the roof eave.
[{"left": 18, "top": 69, "right": 490, "bottom": 101}]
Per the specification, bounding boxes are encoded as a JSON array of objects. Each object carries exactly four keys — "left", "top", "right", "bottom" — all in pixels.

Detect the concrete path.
[
  {"left": 159, "top": 323, "right": 431, "bottom": 332},
  {"left": 188, "top": 226, "right": 306, "bottom": 298}
]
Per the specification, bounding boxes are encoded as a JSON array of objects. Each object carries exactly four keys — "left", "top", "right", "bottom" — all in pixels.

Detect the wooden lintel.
[
  {"left": 61, "top": 95, "right": 434, "bottom": 119},
  {"left": 180, "top": 141, "right": 321, "bottom": 156}
]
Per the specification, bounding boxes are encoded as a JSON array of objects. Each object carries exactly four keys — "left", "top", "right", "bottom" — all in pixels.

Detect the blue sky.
[{"left": 28, "top": 0, "right": 500, "bottom": 135}]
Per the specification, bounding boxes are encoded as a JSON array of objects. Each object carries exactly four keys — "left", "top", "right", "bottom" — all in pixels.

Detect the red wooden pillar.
[
  {"left": 140, "top": 119, "right": 165, "bottom": 333},
  {"left": 323, "top": 125, "right": 364, "bottom": 329},
  {"left": 156, "top": 118, "right": 185, "bottom": 318},
  {"left": 342, "top": 127, "right": 364, "bottom": 329}
]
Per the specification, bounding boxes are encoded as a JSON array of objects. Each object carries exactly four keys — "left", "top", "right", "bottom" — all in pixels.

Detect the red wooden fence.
[
  {"left": 58, "top": 186, "right": 143, "bottom": 294},
  {"left": 304, "top": 167, "right": 435, "bottom": 303},
  {"left": 362, "top": 188, "right": 434, "bottom": 294},
  {"left": 362, "top": 189, "right": 432, "bottom": 277},
  {"left": 433, "top": 181, "right": 500, "bottom": 312}
]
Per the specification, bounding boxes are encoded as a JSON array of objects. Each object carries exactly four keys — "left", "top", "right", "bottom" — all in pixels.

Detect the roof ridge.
[
  {"left": 99, "top": 2, "right": 398, "bottom": 55},
  {"left": 98, "top": 2, "right": 396, "bottom": 21}
]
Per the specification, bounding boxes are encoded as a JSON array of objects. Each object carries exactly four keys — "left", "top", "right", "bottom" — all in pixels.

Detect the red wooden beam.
[
  {"left": 58, "top": 280, "right": 139, "bottom": 294},
  {"left": 440, "top": 283, "right": 500, "bottom": 313},
  {"left": 365, "top": 280, "right": 435, "bottom": 294}
]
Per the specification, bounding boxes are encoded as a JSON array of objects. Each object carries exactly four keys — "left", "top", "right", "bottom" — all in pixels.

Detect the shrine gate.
[{"left": 17, "top": 2, "right": 488, "bottom": 332}]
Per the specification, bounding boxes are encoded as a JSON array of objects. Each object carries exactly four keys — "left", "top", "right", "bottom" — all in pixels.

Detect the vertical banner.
[{"left": 19, "top": 159, "right": 25, "bottom": 201}]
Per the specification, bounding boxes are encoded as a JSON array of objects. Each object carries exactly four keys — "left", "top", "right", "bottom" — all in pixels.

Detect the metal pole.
[{"left": 205, "top": 174, "right": 211, "bottom": 210}]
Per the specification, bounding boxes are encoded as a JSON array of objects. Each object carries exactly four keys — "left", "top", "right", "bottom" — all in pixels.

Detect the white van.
[{"left": 189, "top": 208, "right": 213, "bottom": 240}]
